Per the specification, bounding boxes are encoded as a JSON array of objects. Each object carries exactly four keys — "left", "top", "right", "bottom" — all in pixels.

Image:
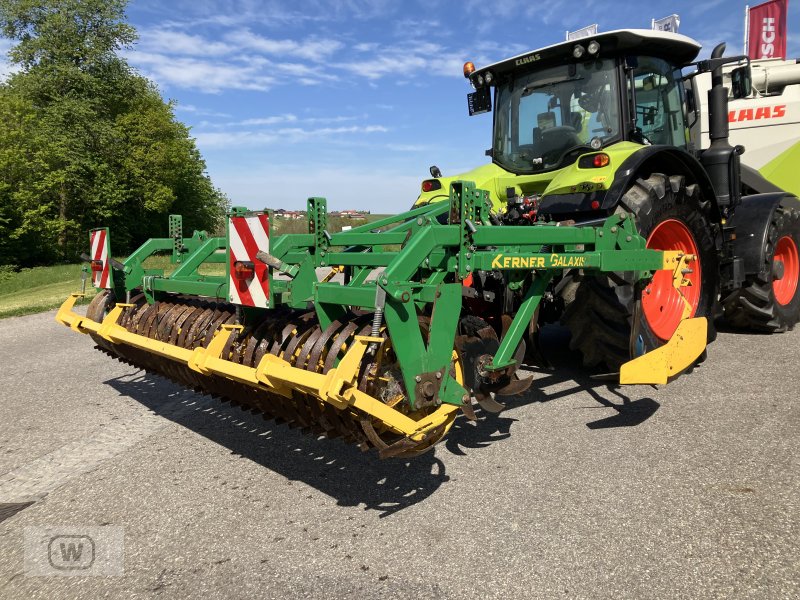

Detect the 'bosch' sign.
[{"left": 760, "top": 17, "right": 777, "bottom": 57}]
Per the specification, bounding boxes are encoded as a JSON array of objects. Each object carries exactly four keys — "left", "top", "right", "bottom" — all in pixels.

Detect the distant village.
[{"left": 270, "top": 208, "right": 370, "bottom": 220}]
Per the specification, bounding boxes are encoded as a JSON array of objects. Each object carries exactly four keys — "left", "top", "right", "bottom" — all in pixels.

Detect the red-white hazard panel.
[
  {"left": 89, "top": 228, "right": 112, "bottom": 289},
  {"left": 228, "top": 213, "right": 270, "bottom": 308}
]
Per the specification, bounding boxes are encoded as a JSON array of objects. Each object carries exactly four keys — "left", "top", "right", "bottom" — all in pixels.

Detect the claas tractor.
[
  {"left": 56, "top": 30, "right": 798, "bottom": 458},
  {"left": 416, "top": 29, "right": 800, "bottom": 367}
]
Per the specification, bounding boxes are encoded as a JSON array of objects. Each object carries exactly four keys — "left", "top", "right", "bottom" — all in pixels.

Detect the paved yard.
[{"left": 0, "top": 310, "right": 797, "bottom": 599}]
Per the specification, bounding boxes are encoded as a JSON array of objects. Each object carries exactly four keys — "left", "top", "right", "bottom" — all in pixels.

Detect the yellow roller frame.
[{"left": 55, "top": 294, "right": 458, "bottom": 443}]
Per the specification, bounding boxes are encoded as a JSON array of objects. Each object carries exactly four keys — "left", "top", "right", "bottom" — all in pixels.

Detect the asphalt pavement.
[{"left": 0, "top": 308, "right": 797, "bottom": 599}]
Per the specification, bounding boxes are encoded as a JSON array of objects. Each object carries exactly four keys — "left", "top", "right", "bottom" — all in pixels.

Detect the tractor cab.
[{"left": 466, "top": 29, "right": 701, "bottom": 175}]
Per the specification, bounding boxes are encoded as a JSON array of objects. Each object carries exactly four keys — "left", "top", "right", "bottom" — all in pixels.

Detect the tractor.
[
  {"left": 415, "top": 29, "right": 800, "bottom": 368},
  {"left": 56, "top": 30, "right": 799, "bottom": 458}
]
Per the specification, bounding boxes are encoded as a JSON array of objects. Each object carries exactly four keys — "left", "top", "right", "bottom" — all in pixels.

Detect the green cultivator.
[
  {"left": 57, "top": 181, "right": 706, "bottom": 457},
  {"left": 56, "top": 27, "right": 800, "bottom": 458}
]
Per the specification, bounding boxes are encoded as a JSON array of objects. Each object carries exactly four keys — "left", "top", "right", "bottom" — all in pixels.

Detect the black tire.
[
  {"left": 562, "top": 173, "right": 720, "bottom": 370},
  {"left": 722, "top": 203, "right": 800, "bottom": 332}
]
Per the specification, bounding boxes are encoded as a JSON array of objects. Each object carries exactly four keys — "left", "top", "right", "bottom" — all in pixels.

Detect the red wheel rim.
[
  {"left": 773, "top": 235, "right": 799, "bottom": 305},
  {"left": 642, "top": 219, "right": 702, "bottom": 341}
]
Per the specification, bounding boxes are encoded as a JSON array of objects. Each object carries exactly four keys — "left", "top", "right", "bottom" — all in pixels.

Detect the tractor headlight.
[
  {"left": 484, "top": 71, "right": 493, "bottom": 84},
  {"left": 587, "top": 40, "right": 600, "bottom": 55},
  {"left": 572, "top": 44, "right": 585, "bottom": 59},
  {"left": 476, "top": 74, "right": 485, "bottom": 87}
]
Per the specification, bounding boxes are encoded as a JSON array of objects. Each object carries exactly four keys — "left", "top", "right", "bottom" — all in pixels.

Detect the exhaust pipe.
[{"left": 701, "top": 43, "right": 744, "bottom": 215}]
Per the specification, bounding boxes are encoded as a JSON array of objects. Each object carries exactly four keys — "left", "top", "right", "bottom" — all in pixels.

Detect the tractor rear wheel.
[
  {"left": 562, "top": 173, "right": 719, "bottom": 370},
  {"left": 722, "top": 203, "right": 800, "bottom": 332}
]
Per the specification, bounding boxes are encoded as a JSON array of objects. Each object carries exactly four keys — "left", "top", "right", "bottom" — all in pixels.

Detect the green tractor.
[{"left": 416, "top": 29, "right": 800, "bottom": 368}]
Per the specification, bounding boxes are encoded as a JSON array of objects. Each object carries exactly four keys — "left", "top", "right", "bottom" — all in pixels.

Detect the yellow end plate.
[{"left": 620, "top": 317, "right": 708, "bottom": 385}]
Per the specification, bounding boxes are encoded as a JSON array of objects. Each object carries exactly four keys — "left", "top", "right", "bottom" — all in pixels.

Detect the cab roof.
[{"left": 472, "top": 29, "right": 702, "bottom": 80}]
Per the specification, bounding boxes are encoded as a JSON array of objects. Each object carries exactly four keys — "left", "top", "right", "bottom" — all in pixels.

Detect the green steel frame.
[{"left": 101, "top": 181, "right": 668, "bottom": 411}]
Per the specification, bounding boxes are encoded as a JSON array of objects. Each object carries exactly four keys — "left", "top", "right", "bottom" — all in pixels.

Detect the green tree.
[{"left": 0, "top": 0, "right": 227, "bottom": 266}]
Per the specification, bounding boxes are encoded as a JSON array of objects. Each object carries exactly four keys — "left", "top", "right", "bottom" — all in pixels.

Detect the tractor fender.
[
  {"left": 602, "top": 145, "right": 721, "bottom": 223},
  {"left": 728, "top": 192, "right": 800, "bottom": 277}
]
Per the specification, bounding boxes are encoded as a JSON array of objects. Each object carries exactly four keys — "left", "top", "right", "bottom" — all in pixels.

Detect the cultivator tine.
[
  {"left": 491, "top": 375, "right": 534, "bottom": 396},
  {"left": 474, "top": 393, "right": 506, "bottom": 414},
  {"left": 461, "top": 321, "right": 532, "bottom": 412},
  {"left": 460, "top": 397, "right": 478, "bottom": 420}
]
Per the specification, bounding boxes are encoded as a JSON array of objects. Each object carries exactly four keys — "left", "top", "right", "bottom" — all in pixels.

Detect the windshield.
[{"left": 493, "top": 59, "right": 621, "bottom": 173}]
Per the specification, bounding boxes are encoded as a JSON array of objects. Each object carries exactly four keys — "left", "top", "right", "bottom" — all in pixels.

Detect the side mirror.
[
  {"left": 730, "top": 65, "right": 752, "bottom": 99},
  {"left": 685, "top": 87, "right": 696, "bottom": 113}
]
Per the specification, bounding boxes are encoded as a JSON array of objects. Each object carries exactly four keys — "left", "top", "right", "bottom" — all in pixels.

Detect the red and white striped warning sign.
[
  {"left": 228, "top": 213, "right": 270, "bottom": 308},
  {"left": 89, "top": 228, "right": 112, "bottom": 289}
]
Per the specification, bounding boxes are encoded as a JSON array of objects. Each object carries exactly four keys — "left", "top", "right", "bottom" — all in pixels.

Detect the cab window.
[{"left": 632, "top": 57, "right": 688, "bottom": 147}]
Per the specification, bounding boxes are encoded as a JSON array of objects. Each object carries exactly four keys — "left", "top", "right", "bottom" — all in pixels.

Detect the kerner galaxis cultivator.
[{"left": 57, "top": 181, "right": 706, "bottom": 457}]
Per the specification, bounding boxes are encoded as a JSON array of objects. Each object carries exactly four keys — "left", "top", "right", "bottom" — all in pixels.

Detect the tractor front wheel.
[{"left": 562, "top": 173, "right": 719, "bottom": 370}]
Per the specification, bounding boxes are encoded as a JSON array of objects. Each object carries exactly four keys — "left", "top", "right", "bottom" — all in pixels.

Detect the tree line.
[{"left": 0, "top": 0, "right": 228, "bottom": 267}]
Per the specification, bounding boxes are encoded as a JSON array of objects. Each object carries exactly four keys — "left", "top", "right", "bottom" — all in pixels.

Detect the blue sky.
[{"left": 6, "top": 1, "right": 800, "bottom": 211}]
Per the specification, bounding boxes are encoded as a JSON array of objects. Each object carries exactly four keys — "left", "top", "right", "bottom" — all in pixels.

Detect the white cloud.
[
  {"left": 280, "top": 124, "right": 387, "bottom": 135},
  {"left": 270, "top": 61, "right": 339, "bottom": 82},
  {"left": 239, "top": 114, "right": 298, "bottom": 125},
  {"left": 338, "top": 40, "right": 466, "bottom": 80},
  {"left": 131, "top": 51, "right": 276, "bottom": 92},
  {"left": 194, "top": 124, "right": 388, "bottom": 148},
  {"left": 138, "top": 29, "right": 233, "bottom": 56},
  {"left": 689, "top": 0, "right": 727, "bottom": 17},
  {"left": 128, "top": 4, "right": 569, "bottom": 96},
  {"left": 302, "top": 115, "right": 363, "bottom": 124},
  {"left": 174, "top": 104, "right": 232, "bottom": 118},
  {"left": 354, "top": 42, "right": 379, "bottom": 52},
  {"left": 130, "top": 24, "right": 344, "bottom": 92},
  {"left": 195, "top": 131, "right": 279, "bottom": 147},
  {"left": 235, "top": 114, "right": 362, "bottom": 126},
  {"left": 386, "top": 143, "right": 429, "bottom": 152},
  {"left": 463, "top": 0, "right": 531, "bottom": 19},
  {"left": 223, "top": 29, "right": 343, "bottom": 61}
]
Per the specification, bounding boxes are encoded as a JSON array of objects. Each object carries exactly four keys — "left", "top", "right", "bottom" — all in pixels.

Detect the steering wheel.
[{"left": 539, "top": 126, "right": 581, "bottom": 164}]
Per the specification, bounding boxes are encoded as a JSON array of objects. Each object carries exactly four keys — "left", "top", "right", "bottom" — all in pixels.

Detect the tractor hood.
[{"left": 414, "top": 163, "right": 510, "bottom": 208}]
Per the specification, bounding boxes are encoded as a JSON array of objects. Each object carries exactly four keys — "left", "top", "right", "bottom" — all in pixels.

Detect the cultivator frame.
[{"left": 57, "top": 181, "right": 706, "bottom": 457}]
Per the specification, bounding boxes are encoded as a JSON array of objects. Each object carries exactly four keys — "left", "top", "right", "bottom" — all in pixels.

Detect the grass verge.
[{"left": 0, "top": 264, "right": 96, "bottom": 319}]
